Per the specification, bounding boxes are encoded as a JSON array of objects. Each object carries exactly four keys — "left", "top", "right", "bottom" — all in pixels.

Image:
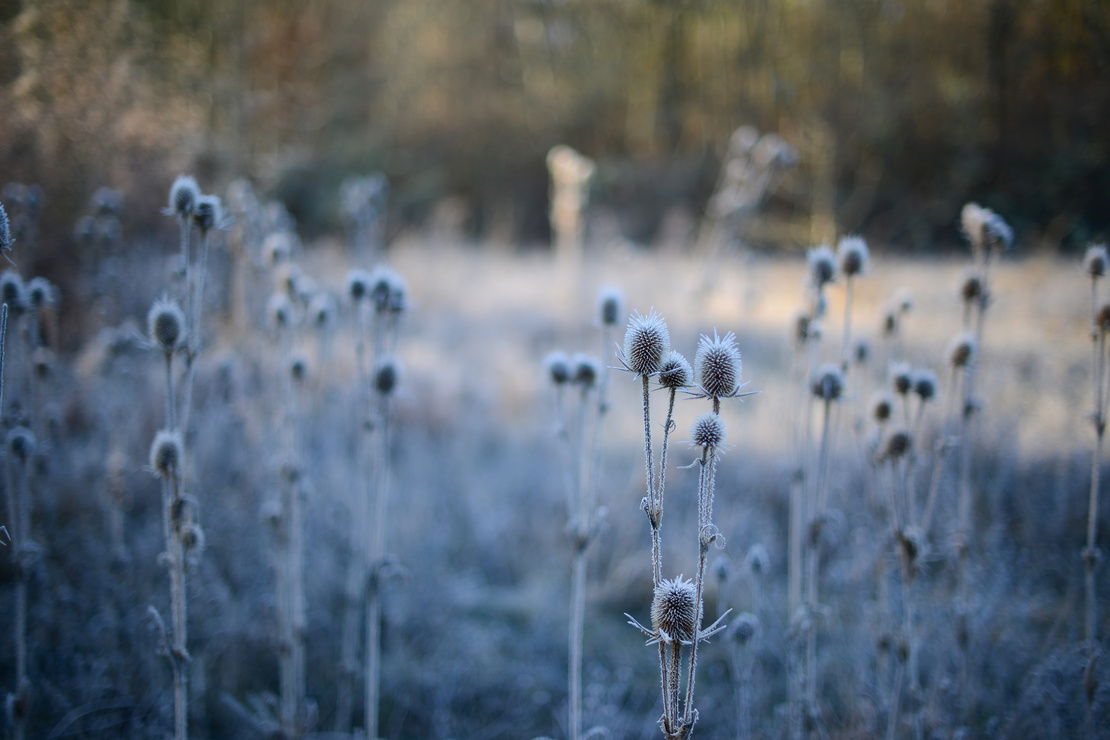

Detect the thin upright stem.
[
  {"left": 653, "top": 388, "right": 678, "bottom": 587},
  {"left": 569, "top": 552, "right": 586, "bottom": 740},
  {"left": 683, "top": 445, "right": 716, "bottom": 726}
]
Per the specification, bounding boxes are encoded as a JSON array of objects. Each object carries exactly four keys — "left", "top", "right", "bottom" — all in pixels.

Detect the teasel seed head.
[
  {"left": 347, "top": 269, "right": 370, "bottom": 303},
  {"left": 651, "top": 576, "right": 698, "bottom": 643},
  {"left": 913, "top": 369, "right": 938, "bottom": 402},
  {"left": 622, "top": 310, "right": 670, "bottom": 376},
  {"left": 0, "top": 271, "right": 25, "bottom": 313},
  {"left": 263, "top": 231, "right": 294, "bottom": 265},
  {"left": 695, "top": 330, "right": 742, "bottom": 399},
  {"left": 960, "top": 270, "right": 984, "bottom": 304},
  {"left": 193, "top": 193, "right": 227, "bottom": 234},
  {"left": 374, "top": 356, "right": 402, "bottom": 396},
  {"left": 544, "top": 351, "right": 571, "bottom": 385},
  {"left": 308, "top": 292, "right": 336, "bottom": 330},
  {"left": 745, "top": 543, "right": 769, "bottom": 576},
  {"left": 7, "top": 427, "right": 34, "bottom": 463},
  {"left": 948, "top": 332, "right": 977, "bottom": 368},
  {"left": 369, "top": 266, "right": 401, "bottom": 314},
  {"left": 713, "top": 556, "right": 731, "bottom": 582},
  {"left": 150, "top": 429, "right": 184, "bottom": 479},
  {"left": 597, "top": 285, "right": 624, "bottom": 327},
  {"left": 168, "top": 175, "right": 200, "bottom": 219},
  {"left": 811, "top": 363, "right": 845, "bottom": 402},
  {"left": 691, "top": 411, "right": 727, "bottom": 448},
  {"left": 147, "top": 297, "right": 185, "bottom": 354},
  {"left": 807, "top": 244, "right": 837, "bottom": 288},
  {"left": 1098, "top": 303, "right": 1110, "bottom": 334},
  {"left": 890, "top": 362, "right": 913, "bottom": 396},
  {"left": 881, "top": 427, "right": 912, "bottom": 461},
  {"left": 837, "top": 235, "right": 869, "bottom": 277},
  {"left": 180, "top": 523, "right": 206, "bottom": 552},
  {"left": 871, "top": 392, "right": 894, "bottom": 423},
  {"left": 289, "top": 354, "right": 309, "bottom": 384},
  {"left": 572, "top": 354, "right": 601, "bottom": 388},
  {"left": 1086, "top": 244, "right": 1109, "bottom": 278},
  {"left": 27, "top": 277, "right": 54, "bottom": 310},
  {"left": 731, "top": 612, "right": 761, "bottom": 646},
  {"left": 658, "top": 350, "right": 692, "bottom": 390},
  {"left": 267, "top": 293, "right": 295, "bottom": 330}
]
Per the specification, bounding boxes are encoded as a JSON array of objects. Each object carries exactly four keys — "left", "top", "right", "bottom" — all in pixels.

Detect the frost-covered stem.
[
  {"left": 805, "top": 398, "right": 833, "bottom": 711},
  {"left": 7, "top": 418, "right": 25, "bottom": 740},
  {"left": 683, "top": 444, "right": 716, "bottom": 727},
  {"left": 165, "top": 353, "right": 176, "bottom": 431},
  {"left": 586, "top": 325, "right": 614, "bottom": 521},
  {"left": 1087, "top": 278, "right": 1105, "bottom": 647},
  {"left": 161, "top": 469, "right": 188, "bottom": 740},
  {"left": 574, "top": 386, "right": 591, "bottom": 534},
  {"left": 569, "top": 551, "right": 586, "bottom": 740},
  {"left": 653, "top": 388, "right": 678, "bottom": 586},
  {"left": 640, "top": 374, "right": 659, "bottom": 585},
  {"left": 841, "top": 276, "right": 855, "bottom": 372},
  {"left": 666, "top": 641, "right": 682, "bottom": 732},
  {"left": 365, "top": 392, "right": 392, "bottom": 740}
]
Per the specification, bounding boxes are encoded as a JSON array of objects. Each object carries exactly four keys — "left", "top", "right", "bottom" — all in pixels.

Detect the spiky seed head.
[
  {"left": 1086, "top": 244, "right": 1109, "bottom": 278},
  {"left": 713, "top": 556, "right": 730, "bottom": 582},
  {"left": 695, "top": 330, "right": 742, "bottom": 399},
  {"left": 691, "top": 411, "right": 727, "bottom": 448},
  {"left": 289, "top": 355, "right": 308, "bottom": 384},
  {"left": 27, "top": 277, "right": 54, "bottom": 309},
  {"left": 890, "top": 362, "right": 913, "bottom": 396},
  {"left": 745, "top": 543, "right": 769, "bottom": 576},
  {"left": 266, "top": 293, "right": 295, "bottom": 330},
  {"left": 597, "top": 285, "right": 624, "bottom": 327},
  {"left": 7, "top": 427, "right": 34, "bottom": 462},
  {"left": 960, "top": 271, "right": 984, "bottom": 304},
  {"left": 544, "top": 351, "right": 571, "bottom": 385},
  {"left": 346, "top": 269, "right": 370, "bottom": 303},
  {"left": 1098, "top": 304, "right": 1110, "bottom": 334},
  {"left": 193, "top": 194, "right": 223, "bottom": 233},
  {"left": 837, "top": 235, "right": 869, "bottom": 277},
  {"left": 0, "top": 202, "right": 12, "bottom": 251},
  {"left": 147, "top": 298, "right": 185, "bottom": 354},
  {"left": 0, "top": 271, "right": 25, "bottom": 313},
  {"left": 651, "top": 576, "right": 698, "bottom": 643},
  {"left": 871, "top": 392, "right": 894, "bottom": 423},
  {"left": 263, "top": 231, "right": 294, "bottom": 265},
  {"left": 881, "top": 428, "right": 912, "bottom": 461},
  {"left": 913, "top": 369, "right": 938, "bottom": 402},
  {"left": 961, "top": 203, "right": 988, "bottom": 249},
  {"left": 807, "top": 244, "right": 837, "bottom": 288},
  {"left": 731, "top": 612, "right": 761, "bottom": 646},
  {"left": 811, "top": 363, "right": 845, "bottom": 402},
  {"left": 658, "top": 350, "right": 692, "bottom": 390},
  {"left": 309, "top": 292, "right": 335, "bottom": 330},
  {"left": 573, "top": 354, "right": 601, "bottom": 388},
  {"left": 180, "top": 523, "right": 205, "bottom": 552},
  {"left": 374, "top": 356, "right": 401, "bottom": 395},
  {"left": 150, "top": 429, "right": 183, "bottom": 479},
  {"left": 623, "top": 310, "right": 670, "bottom": 376},
  {"left": 948, "top": 333, "right": 977, "bottom": 368},
  {"left": 169, "top": 175, "right": 200, "bottom": 219},
  {"left": 984, "top": 212, "right": 1013, "bottom": 250},
  {"left": 369, "top": 266, "right": 400, "bottom": 314}
]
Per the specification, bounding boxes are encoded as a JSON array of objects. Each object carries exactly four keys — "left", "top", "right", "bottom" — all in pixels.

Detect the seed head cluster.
[
  {"left": 623, "top": 310, "right": 670, "bottom": 376},
  {"left": 695, "top": 331, "right": 742, "bottom": 399},
  {"left": 691, "top": 411, "right": 726, "bottom": 449},
  {"left": 651, "top": 576, "right": 698, "bottom": 643}
]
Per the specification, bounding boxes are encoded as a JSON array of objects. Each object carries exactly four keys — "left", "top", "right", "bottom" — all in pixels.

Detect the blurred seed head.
[
  {"left": 837, "top": 235, "right": 869, "bottom": 277},
  {"left": 180, "top": 523, "right": 206, "bottom": 552},
  {"left": 544, "top": 351, "right": 571, "bottom": 385},
  {"left": 597, "top": 285, "right": 624, "bottom": 327},
  {"left": 374, "top": 356, "right": 402, "bottom": 396},
  {"left": 890, "top": 362, "right": 913, "bottom": 396},
  {"left": 622, "top": 310, "right": 670, "bottom": 376},
  {"left": 913, "top": 369, "right": 938, "bottom": 402},
  {"left": 346, "top": 269, "right": 371, "bottom": 303},
  {"left": 289, "top": 354, "right": 309, "bottom": 384},
  {"left": 807, "top": 244, "right": 837, "bottom": 288},
  {"left": 984, "top": 212, "right": 1013, "bottom": 250},
  {"left": 74, "top": 215, "right": 97, "bottom": 247},
  {"left": 150, "top": 429, "right": 183, "bottom": 479},
  {"left": 193, "top": 194, "right": 225, "bottom": 233},
  {"left": 853, "top": 337, "right": 870, "bottom": 366},
  {"left": 263, "top": 231, "right": 295, "bottom": 265},
  {"left": 92, "top": 187, "right": 123, "bottom": 218},
  {"left": 961, "top": 203, "right": 988, "bottom": 250},
  {"left": 572, "top": 354, "right": 601, "bottom": 388},
  {"left": 168, "top": 175, "right": 200, "bottom": 219},
  {"left": 713, "top": 555, "right": 731, "bottom": 582},
  {"left": 691, "top": 411, "right": 727, "bottom": 448},
  {"left": 308, "top": 292, "right": 336, "bottom": 330},
  {"left": 960, "top": 270, "right": 984, "bottom": 304},
  {"left": 811, "top": 363, "right": 845, "bottom": 402},
  {"left": 1085, "top": 244, "right": 1109, "bottom": 278},
  {"left": 794, "top": 314, "right": 813, "bottom": 345},
  {"left": 0, "top": 271, "right": 25, "bottom": 313},
  {"left": 695, "top": 330, "right": 742, "bottom": 399},
  {"left": 27, "top": 277, "right": 54, "bottom": 310},
  {"left": 658, "top": 350, "right": 692, "bottom": 390},
  {"left": 731, "top": 612, "right": 761, "bottom": 646},
  {"left": 369, "top": 266, "right": 401, "bottom": 314},
  {"left": 881, "top": 428, "right": 912, "bottom": 461},
  {"left": 147, "top": 297, "right": 185, "bottom": 354},
  {"left": 651, "top": 576, "right": 697, "bottom": 643},
  {"left": 7, "top": 427, "right": 34, "bottom": 463},
  {"left": 33, "top": 347, "right": 53, "bottom": 381},
  {"left": 266, "top": 293, "right": 295, "bottom": 330},
  {"left": 745, "top": 543, "right": 769, "bottom": 577},
  {"left": 871, "top": 392, "right": 894, "bottom": 423},
  {"left": 1098, "top": 303, "right": 1110, "bottom": 334},
  {"left": 947, "top": 332, "right": 977, "bottom": 368},
  {"left": 882, "top": 310, "right": 899, "bottom": 339}
]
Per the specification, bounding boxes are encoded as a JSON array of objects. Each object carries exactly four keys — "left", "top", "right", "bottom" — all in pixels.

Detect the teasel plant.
[{"left": 837, "top": 236, "right": 870, "bottom": 373}]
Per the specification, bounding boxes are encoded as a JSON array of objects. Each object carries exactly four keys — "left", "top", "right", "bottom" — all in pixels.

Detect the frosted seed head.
[
  {"left": 882, "top": 310, "right": 899, "bottom": 338},
  {"left": 27, "top": 277, "right": 54, "bottom": 309},
  {"left": 180, "top": 523, "right": 205, "bottom": 552},
  {"left": 713, "top": 556, "right": 731, "bottom": 582},
  {"left": 658, "top": 350, "right": 692, "bottom": 390},
  {"left": 622, "top": 310, "right": 670, "bottom": 376},
  {"left": 837, "top": 235, "right": 869, "bottom": 277},
  {"left": 74, "top": 215, "right": 96, "bottom": 246},
  {"left": 871, "top": 392, "right": 894, "bottom": 423},
  {"left": 544, "top": 351, "right": 571, "bottom": 385},
  {"left": 960, "top": 270, "right": 984, "bottom": 304},
  {"left": 651, "top": 576, "right": 698, "bottom": 643},
  {"left": 1085, "top": 244, "right": 1109, "bottom": 278},
  {"left": 984, "top": 212, "right": 1013, "bottom": 250},
  {"left": 881, "top": 427, "right": 912, "bottom": 461},
  {"left": 168, "top": 175, "right": 200, "bottom": 219},
  {"left": 369, "top": 266, "right": 400, "bottom": 314},
  {"left": 853, "top": 337, "right": 871, "bottom": 366},
  {"left": 811, "top": 363, "right": 845, "bottom": 402},
  {"left": 695, "top": 330, "right": 741, "bottom": 399},
  {"left": 745, "top": 543, "right": 769, "bottom": 576},
  {"left": 597, "top": 285, "right": 624, "bottom": 327},
  {"left": 572, "top": 354, "right": 601, "bottom": 388},
  {"left": 794, "top": 314, "right": 813, "bottom": 345},
  {"left": 0, "top": 271, "right": 25, "bottom": 313},
  {"left": 691, "top": 411, "right": 727, "bottom": 448},
  {"left": 731, "top": 612, "right": 761, "bottom": 646},
  {"left": 948, "top": 333, "right": 977, "bottom": 368},
  {"left": 913, "top": 369, "right": 938, "bottom": 402},
  {"left": 193, "top": 194, "right": 227, "bottom": 234},
  {"left": 7, "top": 427, "right": 34, "bottom": 462},
  {"left": 147, "top": 298, "right": 185, "bottom": 354},
  {"left": 289, "top": 354, "right": 308, "bottom": 384},
  {"left": 961, "top": 203, "right": 988, "bottom": 251},
  {"left": 308, "top": 292, "right": 336, "bottom": 330},
  {"left": 150, "top": 429, "right": 183, "bottom": 479},
  {"left": 807, "top": 244, "right": 837, "bottom": 288},
  {"left": 266, "top": 293, "right": 295, "bottom": 330},
  {"left": 263, "top": 231, "right": 294, "bottom": 265},
  {"left": 890, "top": 362, "right": 913, "bottom": 396},
  {"left": 374, "top": 356, "right": 402, "bottom": 396},
  {"left": 346, "top": 269, "right": 370, "bottom": 303},
  {"left": 388, "top": 273, "right": 408, "bottom": 316}
]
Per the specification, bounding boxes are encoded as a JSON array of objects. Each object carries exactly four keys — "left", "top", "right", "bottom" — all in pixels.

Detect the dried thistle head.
[
  {"left": 150, "top": 429, "right": 184, "bottom": 479},
  {"left": 147, "top": 297, "right": 185, "bottom": 354},
  {"left": 622, "top": 310, "right": 670, "bottom": 376},
  {"left": 1085, "top": 244, "right": 1109, "bottom": 278},
  {"left": 695, "top": 330, "right": 742, "bottom": 399},
  {"left": 572, "top": 354, "right": 601, "bottom": 388},
  {"left": 658, "top": 350, "right": 692, "bottom": 390},
  {"left": 544, "top": 351, "right": 571, "bottom": 385},
  {"left": 597, "top": 285, "right": 624, "bottom": 327},
  {"left": 651, "top": 576, "right": 698, "bottom": 643},
  {"left": 168, "top": 175, "right": 200, "bottom": 220},
  {"left": 889, "top": 362, "right": 913, "bottom": 396},
  {"left": 913, "top": 369, "right": 938, "bottom": 403},
  {"left": 811, "top": 363, "right": 845, "bottom": 402},
  {"left": 807, "top": 244, "right": 837, "bottom": 289},
  {"left": 837, "top": 235, "right": 869, "bottom": 277},
  {"left": 947, "top": 332, "right": 977, "bottom": 369},
  {"left": 690, "top": 411, "right": 727, "bottom": 448}
]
